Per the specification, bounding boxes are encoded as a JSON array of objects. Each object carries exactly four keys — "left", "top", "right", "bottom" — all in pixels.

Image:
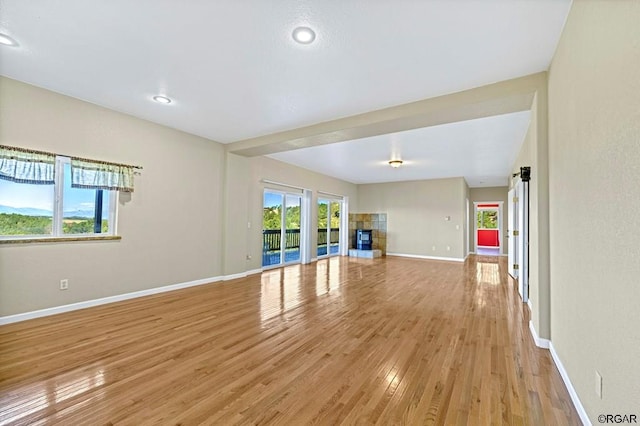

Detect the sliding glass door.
[
  {"left": 317, "top": 198, "right": 341, "bottom": 257},
  {"left": 263, "top": 190, "right": 302, "bottom": 267}
]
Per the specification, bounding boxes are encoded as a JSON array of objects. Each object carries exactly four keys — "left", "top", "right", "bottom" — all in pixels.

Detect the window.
[
  {"left": 477, "top": 210, "right": 498, "bottom": 229},
  {"left": 0, "top": 156, "right": 117, "bottom": 238}
]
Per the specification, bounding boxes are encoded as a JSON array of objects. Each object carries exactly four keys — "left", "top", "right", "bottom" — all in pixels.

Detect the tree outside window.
[{"left": 477, "top": 210, "right": 498, "bottom": 229}]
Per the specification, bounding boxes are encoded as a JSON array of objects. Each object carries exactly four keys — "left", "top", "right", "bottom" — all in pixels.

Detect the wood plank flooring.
[{"left": 0, "top": 255, "right": 581, "bottom": 425}]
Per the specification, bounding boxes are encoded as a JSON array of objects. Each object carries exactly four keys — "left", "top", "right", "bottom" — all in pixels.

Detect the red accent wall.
[{"left": 478, "top": 229, "right": 500, "bottom": 247}]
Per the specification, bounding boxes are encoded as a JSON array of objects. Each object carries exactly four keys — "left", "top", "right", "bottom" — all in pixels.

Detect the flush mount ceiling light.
[
  {"left": 152, "top": 95, "right": 172, "bottom": 104},
  {"left": 388, "top": 160, "right": 403, "bottom": 168},
  {"left": 292, "top": 26, "right": 316, "bottom": 44},
  {"left": 0, "top": 33, "right": 19, "bottom": 47}
]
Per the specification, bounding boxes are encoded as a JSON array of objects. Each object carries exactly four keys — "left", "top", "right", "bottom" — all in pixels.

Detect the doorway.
[
  {"left": 262, "top": 190, "right": 303, "bottom": 268},
  {"left": 317, "top": 198, "right": 342, "bottom": 258},
  {"left": 474, "top": 202, "right": 503, "bottom": 256}
]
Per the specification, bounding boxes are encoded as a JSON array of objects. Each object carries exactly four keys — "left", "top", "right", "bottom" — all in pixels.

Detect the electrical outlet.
[
  {"left": 595, "top": 371, "right": 602, "bottom": 398},
  {"left": 60, "top": 279, "right": 69, "bottom": 290},
  {"left": 246, "top": 255, "right": 252, "bottom": 260}
]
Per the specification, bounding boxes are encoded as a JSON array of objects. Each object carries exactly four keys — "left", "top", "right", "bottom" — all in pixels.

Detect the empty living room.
[{"left": 1, "top": 1, "right": 638, "bottom": 425}]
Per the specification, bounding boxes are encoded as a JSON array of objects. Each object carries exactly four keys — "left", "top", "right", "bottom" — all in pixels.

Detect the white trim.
[
  {"left": 316, "top": 190, "right": 344, "bottom": 200},
  {"left": 222, "top": 272, "right": 247, "bottom": 281},
  {"left": 473, "top": 201, "right": 504, "bottom": 256},
  {"left": 387, "top": 253, "right": 465, "bottom": 263},
  {"left": 527, "top": 299, "right": 533, "bottom": 311},
  {"left": 528, "top": 320, "right": 550, "bottom": 349},
  {"left": 549, "top": 342, "right": 592, "bottom": 426},
  {"left": 340, "top": 196, "right": 349, "bottom": 256},
  {"left": 0, "top": 268, "right": 268, "bottom": 325},
  {"left": 310, "top": 257, "right": 318, "bottom": 262},
  {"left": 222, "top": 268, "right": 262, "bottom": 281},
  {"left": 260, "top": 178, "right": 307, "bottom": 192},
  {"left": 0, "top": 275, "right": 223, "bottom": 325}
]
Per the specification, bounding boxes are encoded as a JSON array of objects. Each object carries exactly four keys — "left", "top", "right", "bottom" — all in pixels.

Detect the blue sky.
[
  {"left": 0, "top": 164, "right": 108, "bottom": 214},
  {"left": 263, "top": 192, "right": 301, "bottom": 208},
  {"left": 263, "top": 192, "right": 282, "bottom": 208}
]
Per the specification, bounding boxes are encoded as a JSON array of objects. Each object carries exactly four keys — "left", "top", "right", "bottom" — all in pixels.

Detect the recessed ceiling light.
[
  {"left": 152, "top": 95, "right": 172, "bottom": 104},
  {"left": 292, "top": 27, "right": 316, "bottom": 44},
  {"left": 0, "top": 33, "right": 19, "bottom": 47}
]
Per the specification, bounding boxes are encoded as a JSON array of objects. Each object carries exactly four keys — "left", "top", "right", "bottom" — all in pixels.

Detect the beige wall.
[
  {"left": 548, "top": 0, "right": 640, "bottom": 418},
  {"left": 511, "top": 82, "right": 551, "bottom": 341},
  {"left": 468, "top": 186, "right": 508, "bottom": 254},
  {"left": 0, "top": 77, "right": 226, "bottom": 316},
  {"left": 241, "top": 156, "right": 359, "bottom": 272},
  {"left": 357, "top": 178, "right": 466, "bottom": 260},
  {"left": 0, "top": 77, "right": 360, "bottom": 316}
]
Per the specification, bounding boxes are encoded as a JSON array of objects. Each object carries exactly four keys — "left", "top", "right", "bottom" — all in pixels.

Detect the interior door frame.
[{"left": 473, "top": 201, "right": 504, "bottom": 255}]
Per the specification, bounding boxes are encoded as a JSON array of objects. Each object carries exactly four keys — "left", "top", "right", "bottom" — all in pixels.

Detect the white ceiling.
[
  {"left": 0, "top": 0, "right": 571, "bottom": 186},
  {"left": 269, "top": 111, "right": 531, "bottom": 187}
]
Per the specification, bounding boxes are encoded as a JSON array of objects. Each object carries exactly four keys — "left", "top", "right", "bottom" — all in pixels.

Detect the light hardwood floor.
[{"left": 0, "top": 255, "right": 580, "bottom": 425}]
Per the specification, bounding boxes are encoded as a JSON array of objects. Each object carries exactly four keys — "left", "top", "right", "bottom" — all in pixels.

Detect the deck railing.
[{"left": 263, "top": 228, "right": 339, "bottom": 252}]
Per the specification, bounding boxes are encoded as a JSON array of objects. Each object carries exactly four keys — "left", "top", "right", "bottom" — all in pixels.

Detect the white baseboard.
[
  {"left": 528, "top": 322, "right": 590, "bottom": 424},
  {"left": 0, "top": 275, "right": 223, "bottom": 325},
  {"left": 0, "top": 268, "right": 268, "bottom": 326},
  {"left": 387, "top": 253, "right": 465, "bottom": 263},
  {"left": 222, "top": 268, "right": 262, "bottom": 281},
  {"left": 528, "top": 320, "right": 550, "bottom": 349},
  {"left": 549, "top": 343, "right": 592, "bottom": 426}
]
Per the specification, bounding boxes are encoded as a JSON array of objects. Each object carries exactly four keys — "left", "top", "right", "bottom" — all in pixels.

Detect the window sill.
[{"left": 0, "top": 235, "right": 122, "bottom": 245}]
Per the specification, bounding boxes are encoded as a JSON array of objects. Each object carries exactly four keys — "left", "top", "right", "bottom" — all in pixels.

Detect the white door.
[
  {"left": 516, "top": 179, "right": 528, "bottom": 302},
  {"left": 507, "top": 186, "right": 519, "bottom": 279}
]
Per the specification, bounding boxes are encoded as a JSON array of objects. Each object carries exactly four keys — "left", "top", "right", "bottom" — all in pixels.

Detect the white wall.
[{"left": 548, "top": 0, "right": 640, "bottom": 418}]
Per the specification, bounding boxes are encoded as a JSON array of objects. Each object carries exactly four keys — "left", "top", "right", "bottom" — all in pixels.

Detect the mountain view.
[
  {"left": 0, "top": 205, "right": 97, "bottom": 218},
  {"left": 0, "top": 205, "right": 108, "bottom": 235}
]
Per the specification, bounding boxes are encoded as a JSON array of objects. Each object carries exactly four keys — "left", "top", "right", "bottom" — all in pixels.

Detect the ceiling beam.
[{"left": 226, "top": 72, "right": 545, "bottom": 157}]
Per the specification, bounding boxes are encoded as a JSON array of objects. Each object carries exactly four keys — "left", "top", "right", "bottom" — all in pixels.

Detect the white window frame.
[{"left": 0, "top": 156, "right": 118, "bottom": 239}]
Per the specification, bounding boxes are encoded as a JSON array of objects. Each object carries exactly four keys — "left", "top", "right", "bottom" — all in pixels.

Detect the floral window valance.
[{"left": 0, "top": 144, "right": 141, "bottom": 192}]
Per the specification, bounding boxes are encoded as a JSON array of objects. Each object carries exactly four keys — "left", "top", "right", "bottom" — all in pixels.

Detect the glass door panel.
[
  {"left": 317, "top": 199, "right": 329, "bottom": 257},
  {"left": 329, "top": 201, "right": 341, "bottom": 255},
  {"left": 263, "top": 192, "right": 283, "bottom": 267},
  {"left": 284, "top": 194, "right": 301, "bottom": 263},
  {"left": 318, "top": 199, "right": 341, "bottom": 257}
]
